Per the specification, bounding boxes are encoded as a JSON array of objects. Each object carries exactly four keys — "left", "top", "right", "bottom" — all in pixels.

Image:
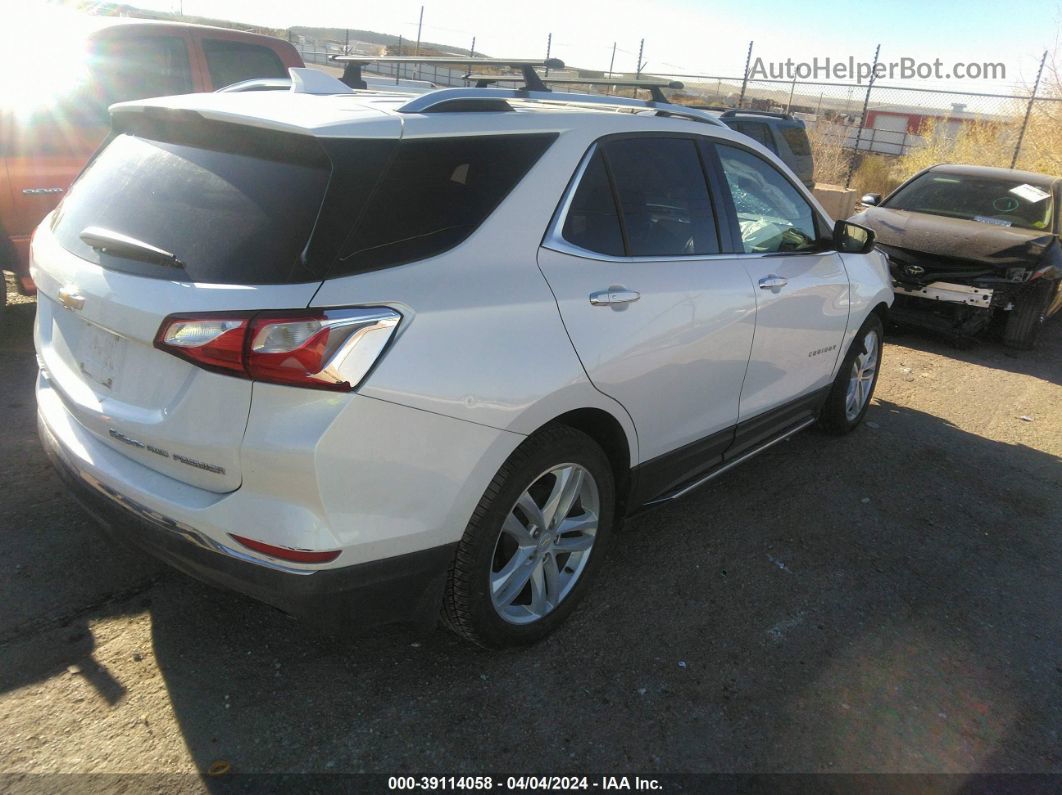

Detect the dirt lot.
[{"left": 1, "top": 276, "right": 1060, "bottom": 783}]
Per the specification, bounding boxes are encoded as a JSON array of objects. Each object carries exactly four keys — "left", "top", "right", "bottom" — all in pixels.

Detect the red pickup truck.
[{"left": 1, "top": 17, "right": 303, "bottom": 313}]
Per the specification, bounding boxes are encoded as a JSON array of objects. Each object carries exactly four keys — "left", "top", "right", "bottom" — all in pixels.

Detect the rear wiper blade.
[{"left": 79, "top": 227, "right": 186, "bottom": 270}]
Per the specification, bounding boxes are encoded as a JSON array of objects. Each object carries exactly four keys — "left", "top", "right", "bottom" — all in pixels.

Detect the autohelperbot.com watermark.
[{"left": 748, "top": 56, "right": 1006, "bottom": 83}]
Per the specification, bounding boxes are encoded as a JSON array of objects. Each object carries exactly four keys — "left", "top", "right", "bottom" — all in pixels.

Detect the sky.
[{"left": 14, "top": 0, "right": 1062, "bottom": 93}]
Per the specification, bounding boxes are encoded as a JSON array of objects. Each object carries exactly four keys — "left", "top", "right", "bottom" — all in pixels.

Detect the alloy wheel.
[
  {"left": 845, "top": 328, "right": 880, "bottom": 421},
  {"left": 489, "top": 463, "right": 600, "bottom": 625}
]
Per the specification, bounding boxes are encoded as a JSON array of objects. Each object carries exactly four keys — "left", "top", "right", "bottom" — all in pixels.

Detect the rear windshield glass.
[
  {"left": 885, "top": 172, "right": 1055, "bottom": 231},
  {"left": 51, "top": 131, "right": 330, "bottom": 284},
  {"left": 335, "top": 134, "right": 556, "bottom": 275}
]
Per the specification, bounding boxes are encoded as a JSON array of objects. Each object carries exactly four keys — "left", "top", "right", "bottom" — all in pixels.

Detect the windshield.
[{"left": 884, "top": 172, "right": 1055, "bottom": 231}]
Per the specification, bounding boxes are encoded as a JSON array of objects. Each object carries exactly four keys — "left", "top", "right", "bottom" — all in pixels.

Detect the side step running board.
[{"left": 644, "top": 417, "right": 817, "bottom": 506}]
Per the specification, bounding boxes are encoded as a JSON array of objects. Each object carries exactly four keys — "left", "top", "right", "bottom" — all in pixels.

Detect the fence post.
[
  {"left": 1011, "top": 50, "right": 1047, "bottom": 170},
  {"left": 845, "top": 43, "right": 880, "bottom": 188},
  {"left": 738, "top": 40, "right": 753, "bottom": 107}
]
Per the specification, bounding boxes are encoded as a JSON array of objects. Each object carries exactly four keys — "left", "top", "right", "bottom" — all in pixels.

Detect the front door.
[
  {"left": 713, "top": 143, "right": 850, "bottom": 452},
  {"left": 538, "top": 135, "right": 757, "bottom": 494}
]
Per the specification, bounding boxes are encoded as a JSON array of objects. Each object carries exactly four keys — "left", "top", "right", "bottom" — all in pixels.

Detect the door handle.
[
  {"left": 758, "top": 275, "right": 788, "bottom": 290},
  {"left": 590, "top": 289, "right": 641, "bottom": 306}
]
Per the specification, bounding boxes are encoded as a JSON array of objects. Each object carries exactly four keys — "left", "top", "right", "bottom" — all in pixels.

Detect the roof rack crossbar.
[
  {"left": 463, "top": 75, "right": 684, "bottom": 103},
  {"left": 395, "top": 87, "right": 726, "bottom": 127},
  {"left": 330, "top": 56, "right": 564, "bottom": 91}
]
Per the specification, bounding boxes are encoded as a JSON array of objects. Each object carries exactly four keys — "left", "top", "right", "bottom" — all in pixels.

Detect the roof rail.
[
  {"left": 330, "top": 56, "right": 564, "bottom": 91},
  {"left": 720, "top": 108, "right": 794, "bottom": 121},
  {"left": 395, "top": 87, "right": 727, "bottom": 127},
  {"left": 464, "top": 75, "right": 684, "bottom": 103}
]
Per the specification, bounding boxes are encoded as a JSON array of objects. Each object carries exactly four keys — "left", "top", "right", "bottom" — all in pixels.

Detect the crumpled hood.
[{"left": 850, "top": 206, "right": 1054, "bottom": 267}]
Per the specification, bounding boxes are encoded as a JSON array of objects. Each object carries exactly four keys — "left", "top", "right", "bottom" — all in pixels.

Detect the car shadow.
[
  {"left": 888, "top": 314, "right": 1062, "bottom": 387},
  {"left": 135, "top": 399, "right": 1062, "bottom": 776},
  {"left": 2, "top": 297, "right": 1059, "bottom": 778}
]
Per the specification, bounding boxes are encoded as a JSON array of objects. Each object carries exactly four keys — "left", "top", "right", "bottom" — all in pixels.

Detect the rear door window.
[
  {"left": 51, "top": 130, "right": 331, "bottom": 284},
  {"left": 335, "top": 134, "right": 556, "bottom": 274},
  {"left": 202, "top": 39, "right": 287, "bottom": 89},
  {"left": 603, "top": 137, "right": 720, "bottom": 257}
]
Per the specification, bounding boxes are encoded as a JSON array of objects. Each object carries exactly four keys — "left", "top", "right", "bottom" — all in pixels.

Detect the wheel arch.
[{"left": 534, "top": 407, "right": 635, "bottom": 519}]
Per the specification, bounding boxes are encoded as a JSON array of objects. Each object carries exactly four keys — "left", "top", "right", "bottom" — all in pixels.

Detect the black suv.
[{"left": 695, "top": 108, "right": 814, "bottom": 188}]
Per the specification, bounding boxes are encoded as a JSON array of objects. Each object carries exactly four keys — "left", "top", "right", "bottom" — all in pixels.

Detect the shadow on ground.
[{"left": 1, "top": 301, "right": 1059, "bottom": 777}]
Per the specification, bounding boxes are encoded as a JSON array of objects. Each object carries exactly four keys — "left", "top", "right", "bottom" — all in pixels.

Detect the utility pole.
[
  {"left": 636, "top": 38, "right": 644, "bottom": 78},
  {"left": 846, "top": 43, "right": 881, "bottom": 188},
  {"left": 738, "top": 40, "right": 753, "bottom": 107},
  {"left": 470, "top": 36, "right": 475, "bottom": 58},
  {"left": 396, "top": 35, "right": 403, "bottom": 81},
  {"left": 413, "top": 5, "right": 424, "bottom": 79},
  {"left": 344, "top": 28, "right": 349, "bottom": 55},
  {"left": 1012, "top": 50, "right": 1048, "bottom": 169},
  {"left": 545, "top": 33, "right": 552, "bottom": 76},
  {"left": 607, "top": 42, "right": 617, "bottom": 94}
]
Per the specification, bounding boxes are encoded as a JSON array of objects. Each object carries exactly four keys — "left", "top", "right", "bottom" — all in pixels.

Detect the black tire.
[
  {"left": 443, "top": 424, "right": 616, "bottom": 648},
  {"left": 1002, "top": 278, "right": 1057, "bottom": 350},
  {"left": 818, "top": 313, "right": 884, "bottom": 435}
]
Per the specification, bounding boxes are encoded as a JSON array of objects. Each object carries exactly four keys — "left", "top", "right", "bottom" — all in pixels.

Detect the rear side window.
[
  {"left": 780, "top": 125, "right": 811, "bottom": 156},
  {"left": 726, "top": 120, "right": 777, "bottom": 153},
  {"left": 90, "top": 36, "right": 194, "bottom": 104},
  {"left": 52, "top": 131, "right": 330, "bottom": 284},
  {"left": 336, "top": 134, "right": 556, "bottom": 274},
  {"left": 202, "top": 39, "right": 287, "bottom": 89},
  {"left": 604, "top": 137, "right": 720, "bottom": 257}
]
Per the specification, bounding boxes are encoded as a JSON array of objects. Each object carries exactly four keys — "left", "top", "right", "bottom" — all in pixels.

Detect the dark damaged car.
[{"left": 852, "top": 164, "right": 1062, "bottom": 349}]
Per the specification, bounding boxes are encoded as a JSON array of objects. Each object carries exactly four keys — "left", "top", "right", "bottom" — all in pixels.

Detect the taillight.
[{"left": 155, "top": 308, "right": 400, "bottom": 390}]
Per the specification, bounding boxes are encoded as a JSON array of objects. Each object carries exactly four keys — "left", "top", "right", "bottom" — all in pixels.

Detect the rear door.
[
  {"left": 712, "top": 142, "right": 849, "bottom": 450},
  {"left": 33, "top": 122, "right": 333, "bottom": 493},
  {"left": 538, "top": 135, "right": 757, "bottom": 492}
]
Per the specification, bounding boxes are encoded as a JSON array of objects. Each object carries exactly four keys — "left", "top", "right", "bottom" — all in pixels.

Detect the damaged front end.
[{"left": 881, "top": 235, "right": 1062, "bottom": 340}]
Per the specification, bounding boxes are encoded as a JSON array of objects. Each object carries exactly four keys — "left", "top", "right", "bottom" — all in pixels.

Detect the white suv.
[{"left": 33, "top": 68, "right": 892, "bottom": 647}]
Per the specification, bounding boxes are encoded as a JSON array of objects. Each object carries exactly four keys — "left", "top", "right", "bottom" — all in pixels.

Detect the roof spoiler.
[{"left": 330, "top": 56, "right": 565, "bottom": 91}]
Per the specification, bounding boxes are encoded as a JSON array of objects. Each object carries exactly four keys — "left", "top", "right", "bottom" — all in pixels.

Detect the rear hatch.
[{"left": 32, "top": 115, "right": 334, "bottom": 493}]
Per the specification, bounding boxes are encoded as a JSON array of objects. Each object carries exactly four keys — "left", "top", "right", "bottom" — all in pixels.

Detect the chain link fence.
[{"left": 286, "top": 31, "right": 1059, "bottom": 190}]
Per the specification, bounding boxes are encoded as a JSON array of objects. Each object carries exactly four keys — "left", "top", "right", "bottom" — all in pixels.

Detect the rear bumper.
[{"left": 39, "top": 414, "right": 456, "bottom": 631}]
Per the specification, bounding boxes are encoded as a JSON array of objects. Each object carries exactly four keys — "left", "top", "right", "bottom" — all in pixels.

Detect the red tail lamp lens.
[{"left": 229, "top": 534, "right": 341, "bottom": 564}]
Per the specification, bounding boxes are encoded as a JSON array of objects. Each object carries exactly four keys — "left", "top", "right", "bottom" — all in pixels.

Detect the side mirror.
[
  {"left": 860, "top": 193, "right": 881, "bottom": 206},
  {"left": 834, "top": 220, "right": 875, "bottom": 254}
]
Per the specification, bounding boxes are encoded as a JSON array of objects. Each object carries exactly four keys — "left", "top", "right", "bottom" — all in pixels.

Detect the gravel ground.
[{"left": 1, "top": 281, "right": 1059, "bottom": 782}]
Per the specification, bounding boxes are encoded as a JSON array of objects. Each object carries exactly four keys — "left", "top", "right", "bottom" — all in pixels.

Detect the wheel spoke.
[
  {"left": 542, "top": 554, "right": 561, "bottom": 604},
  {"left": 553, "top": 530, "right": 595, "bottom": 554},
  {"left": 541, "top": 466, "right": 583, "bottom": 530},
  {"left": 492, "top": 548, "right": 535, "bottom": 605},
  {"left": 516, "top": 491, "right": 546, "bottom": 534},
  {"left": 556, "top": 513, "right": 597, "bottom": 537},
  {"left": 529, "top": 559, "right": 549, "bottom": 615},
  {"left": 501, "top": 512, "right": 535, "bottom": 546}
]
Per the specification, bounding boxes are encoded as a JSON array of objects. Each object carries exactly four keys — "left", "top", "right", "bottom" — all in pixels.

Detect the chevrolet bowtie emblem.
[{"left": 58, "top": 286, "right": 86, "bottom": 311}]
